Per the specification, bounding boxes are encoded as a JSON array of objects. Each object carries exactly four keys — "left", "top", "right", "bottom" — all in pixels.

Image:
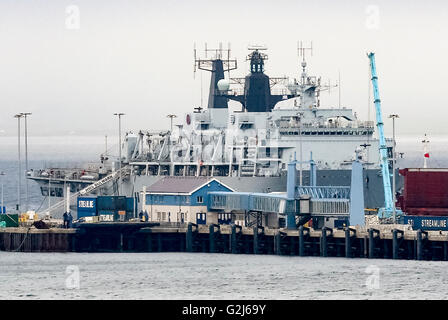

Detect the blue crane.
[{"left": 367, "top": 52, "right": 401, "bottom": 219}]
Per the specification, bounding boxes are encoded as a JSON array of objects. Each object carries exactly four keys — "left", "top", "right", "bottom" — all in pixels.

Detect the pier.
[
  {"left": 1, "top": 222, "right": 448, "bottom": 261},
  {"left": 0, "top": 227, "right": 76, "bottom": 252}
]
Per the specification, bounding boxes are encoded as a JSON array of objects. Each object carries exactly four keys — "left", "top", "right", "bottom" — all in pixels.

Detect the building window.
[
  {"left": 196, "top": 212, "right": 206, "bottom": 225},
  {"left": 197, "top": 196, "right": 203, "bottom": 203}
]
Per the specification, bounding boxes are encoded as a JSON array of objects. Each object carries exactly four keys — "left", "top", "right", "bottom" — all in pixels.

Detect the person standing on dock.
[
  {"left": 67, "top": 212, "right": 73, "bottom": 228},
  {"left": 139, "top": 210, "right": 144, "bottom": 222},
  {"left": 144, "top": 211, "right": 149, "bottom": 222},
  {"left": 63, "top": 212, "right": 69, "bottom": 228}
]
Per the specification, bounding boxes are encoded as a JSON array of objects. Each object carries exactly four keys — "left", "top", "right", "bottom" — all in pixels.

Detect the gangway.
[
  {"left": 37, "top": 165, "right": 131, "bottom": 217},
  {"left": 208, "top": 186, "right": 351, "bottom": 218}
]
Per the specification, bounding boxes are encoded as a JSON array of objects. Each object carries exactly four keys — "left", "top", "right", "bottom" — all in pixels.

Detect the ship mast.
[
  {"left": 422, "top": 134, "right": 430, "bottom": 169},
  {"left": 194, "top": 43, "right": 237, "bottom": 109}
]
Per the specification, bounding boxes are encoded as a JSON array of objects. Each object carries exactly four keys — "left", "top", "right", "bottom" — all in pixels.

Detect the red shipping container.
[{"left": 398, "top": 168, "right": 448, "bottom": 216}]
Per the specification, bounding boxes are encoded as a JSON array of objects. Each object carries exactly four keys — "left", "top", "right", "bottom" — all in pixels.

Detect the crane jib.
[{"left": 368, "top": 52, "right": 394, "bottom": 217}]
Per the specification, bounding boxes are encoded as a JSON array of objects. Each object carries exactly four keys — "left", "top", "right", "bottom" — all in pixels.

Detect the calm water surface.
[{"left": 0, "top": 252, "right": 447, "bottom": 300}]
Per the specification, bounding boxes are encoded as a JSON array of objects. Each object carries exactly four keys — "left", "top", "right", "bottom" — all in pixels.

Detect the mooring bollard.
[
  {"left": 298, "top": 225, "right": 305, "bottom": 257},
  {"left": 345, "top": 228, "right": 351, "bottom": 258}
]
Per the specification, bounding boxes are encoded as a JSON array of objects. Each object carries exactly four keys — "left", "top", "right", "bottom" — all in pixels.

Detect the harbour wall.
[{"left": 1, "top": 222, "right": 448, "bottom": 261}]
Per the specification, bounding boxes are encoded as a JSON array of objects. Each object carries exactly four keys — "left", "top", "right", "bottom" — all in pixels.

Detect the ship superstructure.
[{"left": 28, "top": 44, "right": 400, "bottom": 216}]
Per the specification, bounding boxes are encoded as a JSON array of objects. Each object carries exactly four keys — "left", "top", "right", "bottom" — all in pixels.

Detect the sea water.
[{"left": 0, "top": 252, "right": 447, "bottom": 300}]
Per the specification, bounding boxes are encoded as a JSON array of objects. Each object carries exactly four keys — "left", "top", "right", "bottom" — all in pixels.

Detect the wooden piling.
[
  {"left": 253, "top": 226, "right": 258, "bottom": 254},
  {"left": 186, "top": 223, "right": 193, "bottom": 252},
  {"left": 345, "top": 228, "right": 351, "bottom": 258},
  {"left": 298, "top": 226, "right": 305, "bottom": 257},
  {"left": 118, "top": 233, "right": 123, "bottom": 252},
  {"left": 274, "top": 232, "right": 281, "bottom": 255},
  {"left": 147, "top": 233, "right": 153, "bottom": 252},
  {"left": 392, "top": 229, "right": 399, "bottom": 259},
  {"left": 231, "top": 225, "right": 237, "bottom": 254},
  {"left": 444, "top": 242, "right": 448, "bottom": 261},
  {"left": 209, "top": 224, "right": 215, "bottom": 253},
  {"left": 368, "top": 229, "right": 375, "bottom": 259},
  {"left": 157, "top": 233, "right": 163, "bottom": 252},
  {"left": 417, "top": 230, "right": 423, "bottom": 261},
  {"left": 320, "top": 228, "right": 328, "bottom": 257}
]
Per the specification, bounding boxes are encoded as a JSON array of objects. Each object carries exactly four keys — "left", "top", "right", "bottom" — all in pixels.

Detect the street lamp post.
[
  {"left": 14, "top": 113, "right": 23, "bottom": 213},
  {"left": 0, "top": 171, "right": 5, "bottom": 214},
  {"left": 389, "top": 114, "right": 399, "bottom": 223},
  {"left": 114, "top": 113, "right": 125, "bottom": 196},
  {"left": 20, "top": 112, "right": 31, "bottom": 212}
]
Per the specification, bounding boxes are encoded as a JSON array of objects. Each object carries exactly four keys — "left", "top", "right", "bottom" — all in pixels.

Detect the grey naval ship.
[{"left": 28, "top": 44, "right": 402, "bottom": 217}]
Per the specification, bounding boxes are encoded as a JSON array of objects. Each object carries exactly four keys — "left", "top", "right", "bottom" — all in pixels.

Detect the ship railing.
[
  {"left": 309, "top": 199, "right": 350, "bottom": 217},
  {"left": 296, "top": 186, "right": 351, "bottom": 199}
]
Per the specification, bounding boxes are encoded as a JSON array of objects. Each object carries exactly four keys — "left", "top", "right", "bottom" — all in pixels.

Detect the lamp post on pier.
[
  {"left": 0, "top": 171, "right": 5, "bottom": 214},
  {"left": 14, "top": 113, "right": 23, "bottom": 213},
  {"left": 20, "top": 112, "right": 32, "bottom": 212},
  {"left": 389, "top": 114, "right": 399, "bottom": 223},
  {"left": 114, "top": 113, "right": 125, "bottom": 196}
]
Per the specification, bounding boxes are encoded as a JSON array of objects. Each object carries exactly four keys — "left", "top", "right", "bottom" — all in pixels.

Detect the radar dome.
[{"left": 217, "top": 79, "right": 230, "bottom": 92}]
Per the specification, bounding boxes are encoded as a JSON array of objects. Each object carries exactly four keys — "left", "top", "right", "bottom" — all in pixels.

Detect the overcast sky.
[{"left": 0, "top": 0, "right": 447, "bottom": 139}]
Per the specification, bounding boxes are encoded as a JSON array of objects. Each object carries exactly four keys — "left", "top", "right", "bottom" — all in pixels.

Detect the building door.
[
  {"left": 180, "top": 212, "right": 184, "bottom": 224},
  {"left": 196, "top": 212, "right": 206, "bottom": 225}
]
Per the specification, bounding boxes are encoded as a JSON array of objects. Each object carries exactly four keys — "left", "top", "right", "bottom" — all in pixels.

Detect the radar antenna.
[
  {"left": 298, "top": 41, "right": 313, "bottom": 63},
  {"left": 193, "top": 43, "right": 238, "bottom": 109},
  {"left": 194, "top": 42, "right": 237, "bottom": 76}
]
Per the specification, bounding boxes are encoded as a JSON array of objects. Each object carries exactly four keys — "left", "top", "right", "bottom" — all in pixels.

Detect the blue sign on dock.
[
  {"left": 402, "top": 216, "right": 448, "bottom": 231},
  {"left": 77, "top": 197, "right": 97, "bottom": 219}
]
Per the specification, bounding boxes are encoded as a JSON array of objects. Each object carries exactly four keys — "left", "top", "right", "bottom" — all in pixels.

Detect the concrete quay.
[{"left": 1, "top": 222, "right": 447, "bottom": 261}]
